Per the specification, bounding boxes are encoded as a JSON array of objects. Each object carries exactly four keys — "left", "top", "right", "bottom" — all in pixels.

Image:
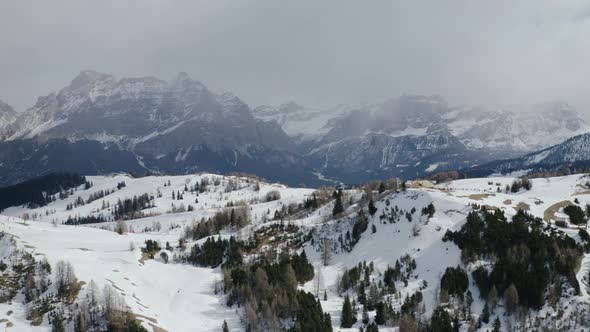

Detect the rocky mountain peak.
[
  {"left": 69, "top": 70, "right": 114, "bottom": 90},
  {"left": 0, "top": 99, "right": 15, "bottom": 116},
  {"left": 278, "top": 101, "right": 304, "bottom": 114}
]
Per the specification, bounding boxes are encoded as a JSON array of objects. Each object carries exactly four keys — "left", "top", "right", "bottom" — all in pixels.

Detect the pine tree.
[
  {"left": 368, "top": 199, "right": 377, "bottom": 216},
  {"left": 222, "top": 320, "right": 229, "bottom": 332},
  {"left": 481, "top": 303, "right": 490, "bottom": 324},
  {"left": 492, "top": 317, "right": 501, "bottom": 332},
  {"left": 341, "top": 295, "right": 356, "bottom": 328},
  {"left": 378, "top": 182, "right": 386, "bottom": 194},
  {"left": 465, "top": 290, "right": 473, "bottom": 315},
  {"left": 333, "top": 190, "right": 344, "bottom": 216},
  {"left": 374, "top": 301, "right": 386, "bottom": 325},
  {"left": 362, "top": 305, "right": 369, "bottom": 324},
  {"left": 430, "top": 306, "right": 453, "bottom": 332},
  {"left": 366, "top": 322, "right": 379, "bottom": 332}
]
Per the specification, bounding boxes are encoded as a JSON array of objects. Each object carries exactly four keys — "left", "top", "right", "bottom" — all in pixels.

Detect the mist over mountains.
[{"left": 0, "top": 70, "right": 589, "bottom": 186}]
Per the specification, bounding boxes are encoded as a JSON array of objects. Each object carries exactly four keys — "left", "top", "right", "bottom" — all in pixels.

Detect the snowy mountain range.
[
  {"left": 255, "top": 96, "right": 589, "bottom": 182},
  {"left": 1, "top": 71, "right": 589, "bottom": 186},
  {"left": 472, "top": 132, "right": 590, "bottom": 176},
  {"left": 0, "top": 71, "right": 318, "bottom": 186}
]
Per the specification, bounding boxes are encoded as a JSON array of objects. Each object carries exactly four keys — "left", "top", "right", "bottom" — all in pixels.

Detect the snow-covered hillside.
[{"left": 1, "top": 173, "right": 590, "bottom": 331}]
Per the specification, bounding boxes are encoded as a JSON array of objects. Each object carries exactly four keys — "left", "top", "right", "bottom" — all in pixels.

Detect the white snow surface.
[{"left": 1, "top": 173, "right": 590, "bottom": 331}]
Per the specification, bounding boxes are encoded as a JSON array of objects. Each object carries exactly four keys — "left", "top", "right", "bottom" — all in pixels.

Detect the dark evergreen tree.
[
  {"left": 481, "top": 303, "right": 490, "bottom": 323},
  {"left": 368, "top": 199, "right": 377, "bottom": 216},
  {"left": 430, "top": 306, "right": 453, "bottom": 332},
  {"left": 440, "top": 266, "right": 468, "bottom": 298},
  {"left": 366, "top": 322, "right": 379, "bottom": 332},
  {"left": 374, "top": 301, "right": 386, "bottom": 325},
  {"left": 362, "top": 305, "right": 369, "bottom": 324},
  {"left": 378, "top": 182, "right": 386, "bottom": 194},
  {"left": 341, "top": 295, "right": 356, "bottom": 328},
  {"left": 351, "top": 210, "right": 369, "bottom": 245},
  {"left": 492, "top": 317, "right": 501, "bottom": 332},
  {"left": 564, "top": 204, "right": 587, "bottom": 224},
  {"left": 333, "top": 190, "right": 344, "bottom": 216}
]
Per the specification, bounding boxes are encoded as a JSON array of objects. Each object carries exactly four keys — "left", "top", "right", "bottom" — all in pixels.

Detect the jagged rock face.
[
  {"left": 473, "top": 132, "right": 590, "bottom": 176},
  {"left": 0, "top": 71, "right": 316, "bottom": 187},
  {"left": 2, "top": 71, "right": 588, "bottom": 186},
  {"left": 0, "top": 100, "right": 16, "bottom": 140},
  {"left": 254, "top": 95, "right": 589, "bottom": 183}
]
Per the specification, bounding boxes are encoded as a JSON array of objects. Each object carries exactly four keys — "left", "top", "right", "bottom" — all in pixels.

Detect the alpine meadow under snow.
[{"left": 0, "top": 172, "right": 589, "bottom": 331}]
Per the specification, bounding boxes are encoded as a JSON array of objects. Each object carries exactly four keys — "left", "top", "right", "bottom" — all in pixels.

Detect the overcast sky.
[{"left": 1, "top": 0, "right": 590, "bottom": 114}]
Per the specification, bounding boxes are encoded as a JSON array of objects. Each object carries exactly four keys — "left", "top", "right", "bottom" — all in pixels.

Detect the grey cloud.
[{"left": 1, "top": 0, "right": 590, "bottom": 117}]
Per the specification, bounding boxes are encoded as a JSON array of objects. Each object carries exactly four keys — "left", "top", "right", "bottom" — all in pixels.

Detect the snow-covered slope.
[
  {"left": 474, "top": 132, "right": 590, "bottom": 176},
  {"left": 1, "top": 172, "right": 590, "bottom": 331},
  {"left": 253, "top": 102, "right": 353, "bottom": 139},
  {"left": 0, "top": 173, "right": 316, "bottom": 331}
]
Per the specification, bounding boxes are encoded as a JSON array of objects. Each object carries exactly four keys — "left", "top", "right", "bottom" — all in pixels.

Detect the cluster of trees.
[
  {"left": 341, "top": 289, "right": 424, "bottom": 330},
  {"left": 183, "top": 206, "right": 250, "bottom": 241},
  {"left": 526, "top": 167, "right": 590, "bottom": 179},
  {"left": 510, "top": 177, "right": 533, "bottom": 193},
  {"left": 439, "top": 266, "right": 468, "bottom": 299},
  {"left": 66, "top": 196, "right": 87, "bottom": 210},
  {"left": 563, "top": 204, "right": 588, "bottom": 225},
  {"left": 264, "top": 190, "right": 281, "bottom": 202},
  {"left": 352, "top": 210, "right": 369, "bottom": 245},
  {"left": 84, "top": 188, "right": 116, "bottom": 205},
  {"left": 0, "top": 173, "right": 88, "bottom": 211},
  {"left": 337, "top": 259, "right": 424, "bottom": 330},
  {"left": 142, "top": 239, "right": 161, "bottom": 259},
  {"left": 426, "top": 171, "right": 462, "bottom": 183},
  {"left": 113, "top": 193, "right": 154, "bottom": 220},
  {"left": 303, "top": 187, "right": 339, "bottom": 211},
  {"left": 421, "top": 203, "right": 435, "bottom": 218},
  {"left": 220, "top": 246, "right": 330, "bottom": 331},
  {"left": 68, "top": 280, "right": 146, "bottom": 332},
  {"left": 444, "top": 209, "right": 584, "bottom": 311},
  {"left": 377, "top": 202, "right": 416, "bottom": 224},
  {"left": 171, "top": 190, "right": 184, "bottom": 200},
  {"left": 338, "top": 261, "right": 375, "bottom": 294},
  {"left": 383, "top": 254, "right": 417, "bottom": 290},
  {"left": 333, "top": 189, "right": 344, "bottom": 216},
  {"left": 187, "top": 236, "right": 243, "bottom": 268},
  {"left": 55, "top": 260, "right": 80, "bottom": 300},
  {"left": 429, "top": 306, "right": 461, "bottom": 331},
  {"left": 361, "top": 178, "right": 401, "bottom": 196},
  {"left": 64, "top": 215, "right": 108, "bottom": 225}
]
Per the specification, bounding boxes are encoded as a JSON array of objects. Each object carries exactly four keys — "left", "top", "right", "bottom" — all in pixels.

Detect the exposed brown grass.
[
  {"left": 514, "top": 202, "right": 530, "bottom": 212},
  {"left": 131, "top": 313, "right": 169, "bottom": 332},
  {"left": 461, "top": 193, "right": 496, "bottom": 200},
  {"left": 138, "top": 252, "right": 151, "bottom": 266},
  {"left": 543, "top": 200, "right": 574, "bottom": 222}
]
